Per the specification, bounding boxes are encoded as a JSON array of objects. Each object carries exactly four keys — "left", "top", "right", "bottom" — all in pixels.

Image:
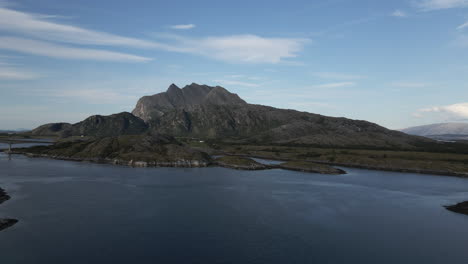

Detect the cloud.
[
  {"left": 213, "top": 79, "right": 261, "bottom": 87},
  {"left": 311, "top": 82, "right": 356, "bottom": 88},
  {"left": 156, "top": 34, "right": 310, "bottom": 64},
  {"left": 0, "top": 6, "right": 308, "bottom": 64},
  {"left": 415, "top": 0, "right": 468, "bottom": 10},
  {"left": 415, "top": 102, "right": 468, "bottom": 119},
  {"left": 0, "top": 37, "right": 152, "bottom": 62},
  {"left": 312, "top": 72, "right": 366, "bottom": 80},
  {"left": 0, "top": 7, "right": 159, "bottom": 48},
  {"left": 169, "top": 24, "right": 196, "bottom": 30},
  {"left": 391, "top": 82, "right": 429, "bottom": 88},
  {"left": 391, "top": 10, "right": 408, "bottom": 17},
  {"left": 53, "top": 89, "right": 139, "bottom": 104},
  {"left": 0, "top": 66, "right": 39, "bottom": 80},
  {"left": 458, "top": 21, "right": 468, "bottom": 29}
]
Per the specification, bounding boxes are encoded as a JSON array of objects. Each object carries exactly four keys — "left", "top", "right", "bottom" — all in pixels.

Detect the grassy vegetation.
[
  {"left": 217, "top": 144, "right": 468, "bottom": 176},
  {"left": 214, "top": 156, "right": 266, "bottom": 170}
]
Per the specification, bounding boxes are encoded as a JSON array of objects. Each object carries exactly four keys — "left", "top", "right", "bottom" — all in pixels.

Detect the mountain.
[
  {"left": 31, "top": 123, "right": 72, "bottom": 136},
  {"left": 31, "top": 112, "right": 148, "bottom": 138},
  {"left": 132, "top": 83, "right": 246, "bottom": 121},
  {"left": 131, "top": 83, "right": 430, "bottom": 149},
  {"left": 401, "top": 123, "right": 468, "bottom": 141}
]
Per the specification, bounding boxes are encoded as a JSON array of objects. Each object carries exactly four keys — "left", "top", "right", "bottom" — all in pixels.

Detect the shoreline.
[
  {"left": 5, "top": 150, "right": 468, "bottom": 177},
  {"left": 0, "top": 188, "right": 18, "bottom": 232},
  {"left": 222, "top": 153, "right": 468, "bottom": 178},
  {"left": 8, "top": 151, "right": 344, "bottom": 175}
]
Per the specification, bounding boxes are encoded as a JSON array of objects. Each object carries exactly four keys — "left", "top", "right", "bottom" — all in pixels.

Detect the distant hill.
[
  {"left": 0, "top": 129, "right": 30, "bottom": 134},
  {"left": 401, "top": 123, "right": 468, "bottom": 141},
  {"left": 31, "top": 112, "right": 148, "bottom": 138}
]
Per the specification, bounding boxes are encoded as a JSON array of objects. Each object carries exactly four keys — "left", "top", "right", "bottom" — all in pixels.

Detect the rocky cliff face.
[
  {"left": 132, "top": 83, "right": 246, "bottom": 121},
  {"left": 132, "top": 83, "right": 429, "bottom": 149}
]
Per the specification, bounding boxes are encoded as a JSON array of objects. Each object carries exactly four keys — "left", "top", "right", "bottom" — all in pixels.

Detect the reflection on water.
[{"left": 1, "top": 153, "right": 468, "bottom": 264}]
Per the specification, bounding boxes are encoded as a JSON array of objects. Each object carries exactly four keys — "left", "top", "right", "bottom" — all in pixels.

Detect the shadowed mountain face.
[{"left": 131, "top": 83, "right": 430, "bottom": 149}]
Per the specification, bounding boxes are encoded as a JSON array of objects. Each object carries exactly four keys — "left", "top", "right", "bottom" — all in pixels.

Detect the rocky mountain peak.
[{"left": 132, "top": 83, "right": 247, "bottom": 122}]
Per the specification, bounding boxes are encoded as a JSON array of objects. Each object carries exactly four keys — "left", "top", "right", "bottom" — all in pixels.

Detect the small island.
[
  {"left": 214, "top": 156, "right": 268, "bottom": 170},
  {"left": 445, "top": 201, "right": 468, "bottom": 215},
  {"left": 0, "top": 188, "right": 18, "bottom": 231}
]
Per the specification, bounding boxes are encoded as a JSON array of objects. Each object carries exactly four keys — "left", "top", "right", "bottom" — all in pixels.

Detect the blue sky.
[{"left": 1, "top": 0, "right": 468, "bottom": 130}]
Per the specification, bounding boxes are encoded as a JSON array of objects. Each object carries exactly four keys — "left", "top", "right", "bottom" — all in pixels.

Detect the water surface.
[{"left": 1, "top": 153, "right": 468, "bottom": 264}]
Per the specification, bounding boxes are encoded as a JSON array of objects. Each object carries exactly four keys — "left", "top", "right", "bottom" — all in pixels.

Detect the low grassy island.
[
  {"left": 445, "top": 201, "right": 468, "bottom": 215},
  {"left": 0, "top": 188, "right": 18, "bottom": 232},
  {"left": 214, "top": 156, "right": 267, "bottom": 170},
  {"left": 278, "top": 161, "right": 346, "bottom": 175},
  {"left": 13, "top": 133, "right": 212, "bottom": 168}
]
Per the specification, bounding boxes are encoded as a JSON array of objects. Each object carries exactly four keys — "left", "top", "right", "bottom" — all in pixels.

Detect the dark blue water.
[
  {"left": 0, "top": 142, "right": 51, "bottom": 150},
  {"left": 1, "top": 153, "right": 468, "bottom": 264}
]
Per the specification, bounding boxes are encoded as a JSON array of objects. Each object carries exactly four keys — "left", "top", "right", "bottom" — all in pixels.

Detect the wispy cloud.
[
  {"left": 213, "top": 79, "right": 261, "bottom": 87},
  {"left": 0, "top": 66, "right": 39, "bottom": 80},
  {"left": 155, "top": 34, "right": 310, "bottom": 64},
  {"left": 415, "top": 0, "right": 468, "bottom": 11},
  {"left": 457, "top": 21, "right": 468, "bottom": 29},
  {"left": 0, "top": 37, "right": 152, "bottom": 62},
  {"left": 391, "top": 10, "right": 408, "bottom": 17},
  {"left": 169, "top": 24, "right": 196, "bottom": 30},
  {"left": 414, "top": 102, "right": 468, "bottom": 119},
  {"left": 0, "top": 7, "right": 158, "bottom": 48},
  {"left": 312, "top": 72, "right": 366, "bottom": 80},
  {"left": 311, "top": 82, "right": 356, "bottom": 88},
  {"left": 391, "top": 82, "right": 429, "bottom": 88},
  {"left": 53, "top": 89, "right": 139, "bottom": 104},
  {"left": 0, "top": 6, "right": 309, "bottom": 64}
]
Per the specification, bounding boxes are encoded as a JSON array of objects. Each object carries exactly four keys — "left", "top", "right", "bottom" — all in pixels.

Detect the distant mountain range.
[
  {"left": 401, "top": 123, "right": 468, "bottom": 141},
  {"left": 0, "top": 129, "right": 29, "bottom": 133},
  {"left": 31, "top": 83, "right": 440, "bottom": 150}
]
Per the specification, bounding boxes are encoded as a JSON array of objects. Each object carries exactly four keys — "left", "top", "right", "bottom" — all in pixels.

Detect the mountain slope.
[
  {"left": 132, "top": 83, "right": 431, "bottom": 149},
  {"left": 31, "top": 112, "right": 148, "bottom": 138},
  {"left": 401, "top": 123, "right": 468, "bottom": 137}
]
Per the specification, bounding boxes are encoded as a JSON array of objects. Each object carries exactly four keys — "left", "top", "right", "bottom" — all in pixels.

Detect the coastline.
[
  {"left": 222, "top": 153, "right": 468, "bottom": 178},
  {"left": 0, "top": 188, "right": 18, "bottom": 231},
  {"left": 5, "top": 149, "right": 468, "bottom": 177},
  {"left": 8, "top": 151, "right": 344, "bottom": 175}
]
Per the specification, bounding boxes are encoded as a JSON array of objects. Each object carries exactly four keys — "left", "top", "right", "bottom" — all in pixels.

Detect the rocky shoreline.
[
  {"left": 0, "top": 187, "right": 18, "bottom": 231},
  {"left": 10, "top": 151, "right": 211, "bottom": 168},
  {"left": 445, "top": 201, "right": 468, "bottom": 215}
]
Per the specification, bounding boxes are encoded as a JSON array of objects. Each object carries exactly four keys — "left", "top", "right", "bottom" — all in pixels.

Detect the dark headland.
[
  {"left": 445, "top": 201, "right": 468, "bottom": 215},
  {"left": 0, "top": 188, "right": 18, "bottom": 231}
]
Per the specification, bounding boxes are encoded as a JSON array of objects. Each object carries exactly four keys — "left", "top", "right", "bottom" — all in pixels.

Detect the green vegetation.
[
  {"left": 217, "top": 144, "right": 468, "bottom": 176},
  {"left": 13, "top": 134, "right": 211, "bottom": 167},
  {"left": 214, "top": 156, "right": 266, "bottom": 170}
]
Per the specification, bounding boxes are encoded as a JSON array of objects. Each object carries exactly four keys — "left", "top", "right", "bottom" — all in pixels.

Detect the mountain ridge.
[{"left": 401, "top": 122, "right": 468, "bottom": 136}]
